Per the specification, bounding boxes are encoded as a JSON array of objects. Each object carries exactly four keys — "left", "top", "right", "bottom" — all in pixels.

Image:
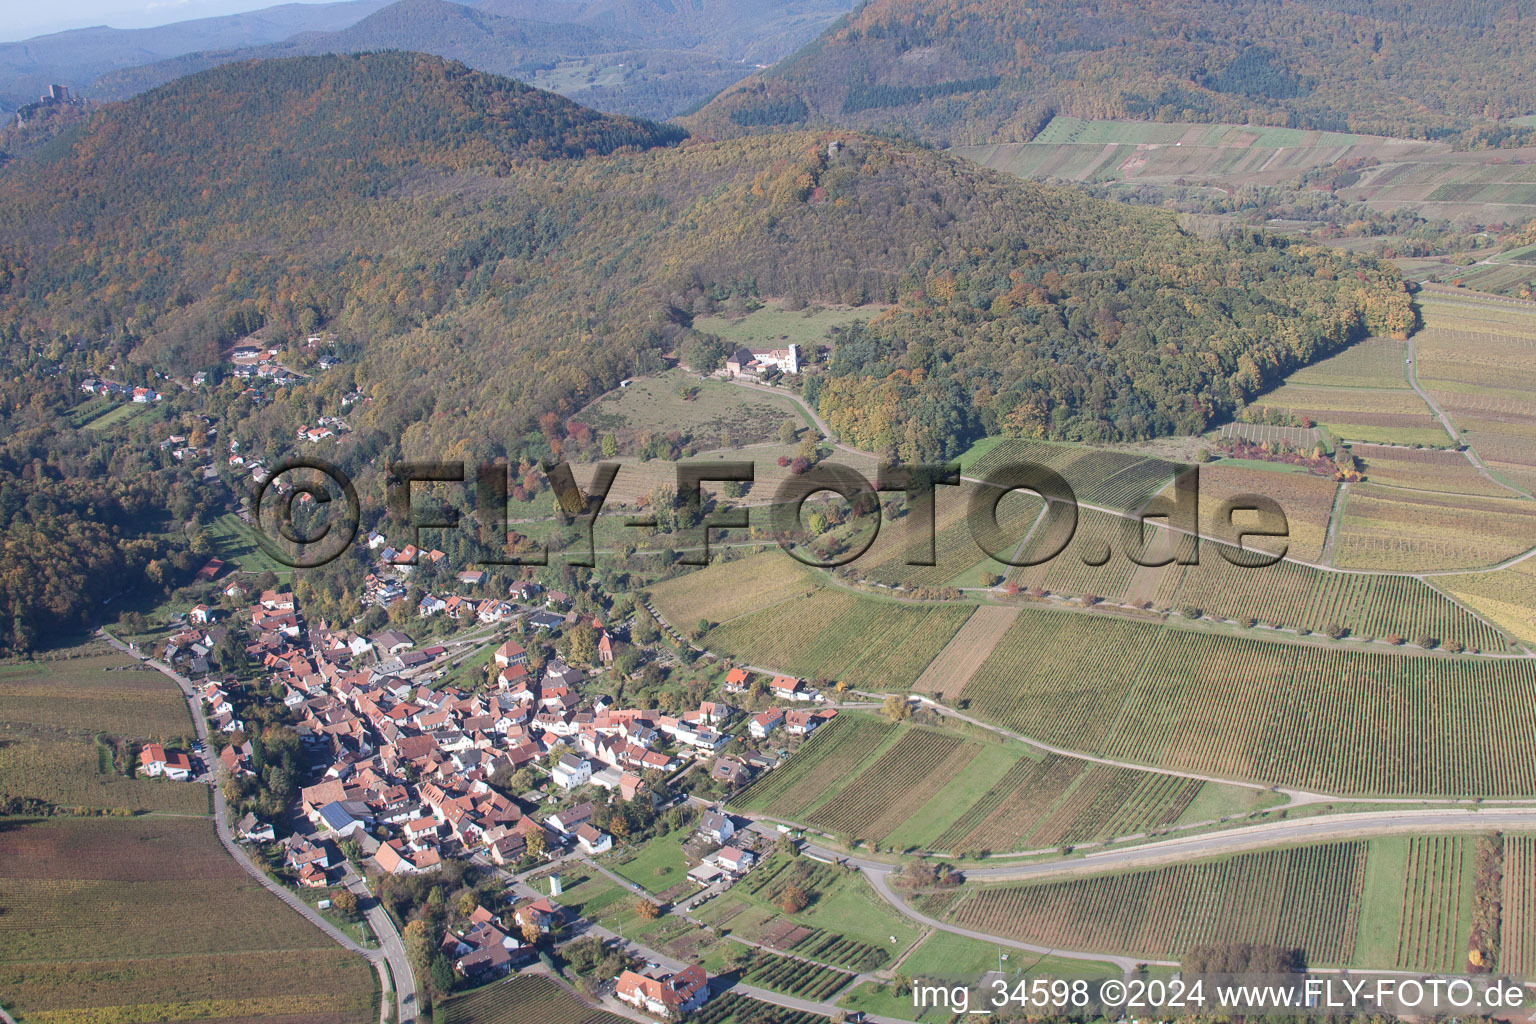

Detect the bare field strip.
[{"left": 912, "top": 604, "right": 1020, "bottom": 699}]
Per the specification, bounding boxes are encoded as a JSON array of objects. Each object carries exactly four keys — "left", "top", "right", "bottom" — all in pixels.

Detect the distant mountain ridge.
[
  {"left": 687, "top": 0, "right": 1536, "bottom": 144},
  {"left": 89, "top": 0, "right": 641, "bottom": 101},
  {"left": 2, "top": 0, "right": 854, "bottom": 119},
  {"left": 0, "top": 0, "right": 390, "bottom": 111}
]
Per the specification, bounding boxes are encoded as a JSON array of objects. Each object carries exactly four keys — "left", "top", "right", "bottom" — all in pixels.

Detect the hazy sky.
[{"left": 2, "top": 0, "right": 337, "bottom": 42}]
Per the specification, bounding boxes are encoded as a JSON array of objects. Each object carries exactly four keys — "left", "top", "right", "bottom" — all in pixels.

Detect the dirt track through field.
[{"left": 913, "top": 604, "right": 1020, "bottom": 699}]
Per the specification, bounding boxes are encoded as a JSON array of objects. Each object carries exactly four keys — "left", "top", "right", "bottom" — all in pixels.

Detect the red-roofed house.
[
  {"left": 615, "top": 965, "right": 709, "bottom": 1019},
  {"left": 493, "top": 640, "right": 527, "bottom": 669},
  {"left": 749, "top": 709, "right": 784, "bottom": 739}
]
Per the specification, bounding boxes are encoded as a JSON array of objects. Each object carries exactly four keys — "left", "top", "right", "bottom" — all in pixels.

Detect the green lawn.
[
  {"left": 1173, "top": 782, "right": 1286, "bottom": 826},
  {"left": 205, "top": 512, "right": 293, "bottom": 575},
  {"left": 429, "top": 635, "right": 504, "bottom": 692},
  {"left": 610, "top": 826, "right": 692, "bottom": 894},
  {"left": 955, "top": 435, "right": 1006, "bottom": 473},
  {"left": 1354, "top": 836, "right": 1410, "bottom": 967},
  {"left": 692, "top": 302, "right": 877, "bottom": 351},
  {"left": 711, "top": 849, "right": 923, "bottom": 956},
  {"left": 554, "top": 870, "right": 631, "bottom": 920},
  {"left": 837, "top": 980, "right": 954, "bottom": 1023},
  {"left": 84, "top": 401, "right": 154, "bottom": 431},
  {"left": 899, "top": 931, "right": 1120, "bottom": 980},
  {"left": 553, "top": 868, "right": 684, "bottom": 944}
]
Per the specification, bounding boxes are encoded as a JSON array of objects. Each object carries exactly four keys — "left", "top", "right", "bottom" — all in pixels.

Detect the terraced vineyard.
[
  {"left": 1354, "top": 444, "right": 1514, "bottom": 497},
  {"left": 1414, "top": 291, "right": 1536, "bottom": 495},
  {"left": 694, "top": 992, "right": 829, "bottom": 1024},
  {"left": 1502, "top": 836, "right": 1536, "bottom": 977},
  {"left": 735, "top": 715, "right": 895, "bottom": 819},
  {"left": 1186, "top": 464, "right": 1340, "bottom": 562},
  {"left": 740, "top": 948, "right": 854, "bottom": 1000},
  {"left": 0, "top": 817, "right": 376, "bottom": 1024},
  {"left": 912, "top": 604, "right": 1020, "bottom": 699},
  {"left": 1287, "top": 337, "right": 1414, "bottom": 389},
  {"left": 1446, "top": 568, "right": 1536, "bottom": 649},
  {"left": 1028, "top": 766, "right": 1205, "bottom": 847},
  {"left": 1239, "top": 381, "right": 1448, "bottom": 446},
  {"left": 995, "top": 499, "right": 1502, "bottom": 651},
  {"left": 968, "top": 438, "right": 1182, "bottom": 512},
  {"left": 946, "top": 843, "right": 1368, "bottom": 963},
  {"left": 437, "top": 974, "right": 629, "bottom": 1024},
  {"left": 961, "top": 609, "right": 1536, "bottom": 795},
  {"left": 855, "top": 492, "right": 1037, "bottom": 590},
  {"left": 702, "top": 588, "right": 973, "bottom": 690},
  {"left": 1393, "top": 836, "right": 1472, "bottom": 973},
  {"left": 0, "top": 736, "right": 211, "bottom": 814},
  {"left": 1172, "top": 558, "right": 1507, "bottom": 651},
  {"left": 803, "top": 728, "right": 975, "bottom": 841},
  {"left": 744, "top": 715, "right": 1219, "bottom": 854},
  {"left": 1332, "top": 484, "right": 1536, "bottom": 571},
  {"left": 0, "top": 654, "right": 195, "bottom": 736},
  {"left": 649, "top": 549, "right": 817, "bottom": 627},
  {"left": 930, "top": 756, "right": 1204, "bottom": 853}
]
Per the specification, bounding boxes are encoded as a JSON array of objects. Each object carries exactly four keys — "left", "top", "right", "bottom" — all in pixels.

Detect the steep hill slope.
[
  {"left": 688, "top": 0, "right": 1536, "bottom": 145},
  {"left": 0, "top": 53, "right": 1411, "bottom": 460}
]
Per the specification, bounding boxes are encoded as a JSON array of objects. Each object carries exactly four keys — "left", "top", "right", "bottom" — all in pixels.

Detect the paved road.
[
  {"left": 98, "top": 629, "right": 417, "bottom": 1024},
  {"left": 727, "top": 378, "right": 838, "bottom": 442},
  {"left": 781, "top": 805, "right": 1536, "bottom": 975},
  {"left": 959, "top": 806, "right": 1536, "bottom": 883}
]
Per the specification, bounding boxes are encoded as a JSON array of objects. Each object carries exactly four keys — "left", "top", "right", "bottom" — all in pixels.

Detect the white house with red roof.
[
  {"left": 748, "top": 709, "right": 784, "bottom": 739},
  {"left": 615, "top": 965, "right": 709, "bottom": 1019},
  {"left": 138, "top": 743, "right": 194, "bottom": 781}
]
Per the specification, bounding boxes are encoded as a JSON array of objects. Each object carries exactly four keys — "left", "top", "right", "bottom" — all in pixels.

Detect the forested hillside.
[
  {"left": 0, "top": 54, "right": 1410, "bottom": 449},
  {"left": 688, "top": 0, "right": 1536, "bottom": 145},
  {"left": 0, "top": 54, "right": 1413, "bottom": 648}
]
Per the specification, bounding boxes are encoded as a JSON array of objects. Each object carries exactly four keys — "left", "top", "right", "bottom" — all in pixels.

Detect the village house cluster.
[
  {"left": 79, "top": 375, "right": 162, "bottom": 403},
  {"left": 229, "top": 342, "right": 304, "bottom": 384},
  {"left": 161, "top": 532, "right": 848, "bottom": 1002}
]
